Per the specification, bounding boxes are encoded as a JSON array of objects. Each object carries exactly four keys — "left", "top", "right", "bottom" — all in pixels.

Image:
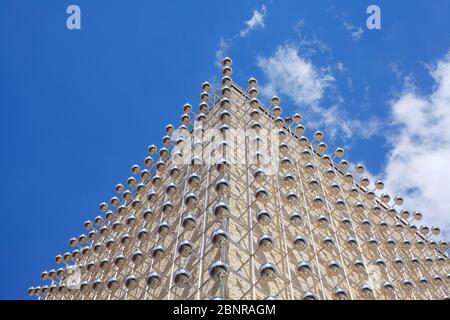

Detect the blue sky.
[{"left": 0, "top": 0, "right": 449, "bottom": 299}]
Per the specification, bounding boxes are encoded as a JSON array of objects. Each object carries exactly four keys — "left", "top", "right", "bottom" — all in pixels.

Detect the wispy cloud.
[
  {"left": 329, "top": 8, "right": 365, "bottom": 42},
  {"left": 294, "top": 19, "right": 331, "bottom": 58},
  {"left": 215, "top": 37, "right": 230, "bottom": 66},
  {"left": 214, "top": 5, "right": 268, "bottom": 66},
  {"left": 240, "top": 5, "right": 267, "bottom": 37},
  {"left": 257, "top": 44, "right": 380, "bottom": 140},
  {"left": 381, "top": 49, "right": 450, "bottom": 237},
  {"left": 343, "top": 20, "right": 364, "bottom": 42}
]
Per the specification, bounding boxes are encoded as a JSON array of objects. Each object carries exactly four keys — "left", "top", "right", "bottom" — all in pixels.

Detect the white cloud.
[
  {"left": 257, "top": 44, "right": 333, "bottom": 107},
  {"left": 351, "top": 28, "right": 364, "bottom": 41},
  {"left": 215, "top": 37, "right": 230, "bottom": 67},
  {"left": 215, "top": 5, "right": 268, "bottom": 66},
  {"left": 257, "top": 44, "right": 380, "bottom": 140},
  {"left": 389, "top": 62, "right": 404, "bottom": 81},
  {"left": 343, "top": 20, "right": 364, "bottom": 41},
  {"left": 382, "top": 50, "right": 450, "bottom": 237},
  {"left": 329, "top": 7, "right": 364, "bottom": 42},
  {"left": 294, "top": 19, "right": 331, "bottom": 58},
  {"left": 336, "top": 62, "right": 346, "bottom": 72},
  {"left": 240, "top": 5, "right": 267, "bottom": 37}
]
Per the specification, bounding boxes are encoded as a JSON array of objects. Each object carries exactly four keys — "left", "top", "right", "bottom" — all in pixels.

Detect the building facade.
[{"left": 29, "top": 58, "right": 449, "bottom": 300}]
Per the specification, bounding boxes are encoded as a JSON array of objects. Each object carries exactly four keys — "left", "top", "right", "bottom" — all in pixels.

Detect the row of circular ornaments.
[{"left": 28, "top": 57, "right": 448, "bottom": 299}]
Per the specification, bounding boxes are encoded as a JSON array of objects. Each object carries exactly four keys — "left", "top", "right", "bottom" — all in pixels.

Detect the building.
[{"left": 29, "top": 58, "right": 449, "bottom": 300}]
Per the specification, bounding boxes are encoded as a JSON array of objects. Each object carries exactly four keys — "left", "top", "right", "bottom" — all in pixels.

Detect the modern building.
[{"left": 29, "top": 58, "right": 449, "bottom": 300}]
